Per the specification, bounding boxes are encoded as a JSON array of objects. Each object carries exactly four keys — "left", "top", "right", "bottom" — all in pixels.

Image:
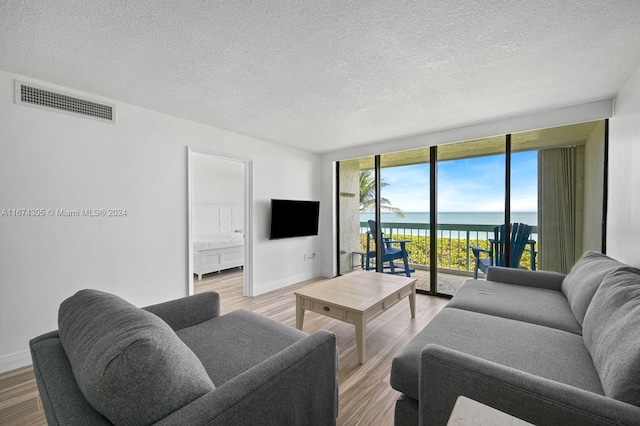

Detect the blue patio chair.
[
  {"left": 469, "top": 223, "right": 537, "bottom": 279},
  {"left": 365, "top": 220, "right": 414, "bottom": 277}
]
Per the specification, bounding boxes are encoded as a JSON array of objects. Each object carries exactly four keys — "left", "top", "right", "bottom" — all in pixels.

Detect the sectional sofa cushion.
[
  {"left": 447, "top": 279, "right": 582, "bottom": 334},
  {"left": 176, "top": 309, "right": 309, "bottom": 385},
  {"left": 561, "top": 251, "right": 624, "bottom": 326},
  {"left": 583, "top": 267, "right": 640, "bottom": 406},
  {"left": 390, "top": 307, "right": 604, "bottom": 402},
  {"left": 58, "top": 289, "right": 215, "bottom": 425}
]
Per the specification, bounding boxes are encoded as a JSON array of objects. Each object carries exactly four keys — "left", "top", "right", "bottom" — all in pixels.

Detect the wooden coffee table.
[{"left": 295, "top": 270, "right": 416, "bottom": 364}]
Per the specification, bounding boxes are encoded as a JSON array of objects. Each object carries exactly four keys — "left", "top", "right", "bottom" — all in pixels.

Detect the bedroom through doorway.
[{"left": 188, "top": 150, "right": 251, "bottom": 297}]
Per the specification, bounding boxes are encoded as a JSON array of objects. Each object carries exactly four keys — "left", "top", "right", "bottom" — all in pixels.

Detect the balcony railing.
[{"left": 360, "top": 222, "right": 538, "bottom": 274}]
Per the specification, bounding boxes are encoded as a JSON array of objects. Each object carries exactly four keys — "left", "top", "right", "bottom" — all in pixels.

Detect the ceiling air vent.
[{"left": 14, "top": 80, "right": 115, "bottom": 123}]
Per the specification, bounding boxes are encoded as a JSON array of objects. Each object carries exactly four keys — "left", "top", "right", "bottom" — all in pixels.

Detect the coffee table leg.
[
  {"left": 355, "top": 314, "right": 366, "bottom": 364},
  {"left": 296, "top": 296, "right": 305, "bottom": 330},
  {"left": 409, "top": 283, "right": 416, "bottom": 318}
]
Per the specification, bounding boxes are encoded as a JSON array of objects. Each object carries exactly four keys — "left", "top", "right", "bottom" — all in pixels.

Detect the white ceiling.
[{"left": 1, "top": 1, "right": 640, "bottom": 154}]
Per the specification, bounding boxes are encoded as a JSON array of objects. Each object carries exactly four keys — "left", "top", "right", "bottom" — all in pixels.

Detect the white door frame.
[{"left": 187, "top": 148, "right": 253, "bottom": 297}]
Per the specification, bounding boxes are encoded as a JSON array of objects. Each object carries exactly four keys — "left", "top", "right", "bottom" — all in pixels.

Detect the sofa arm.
[
  {"left": 420, "top": 344, "right": 640, "bottom": 426},
  {"left": 144, "top": 291, "right": 220, "bottom": 331},
  {"left": 485, "top": 267, "right": 565, "bottom": 290},
  {"left": 155, "top": 330, "right": 339, "bottom": 426}
]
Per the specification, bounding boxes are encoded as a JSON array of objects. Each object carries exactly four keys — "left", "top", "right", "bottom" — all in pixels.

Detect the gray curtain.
[{"left": 538, "top": 146, "right": 584, "bottom": 273}]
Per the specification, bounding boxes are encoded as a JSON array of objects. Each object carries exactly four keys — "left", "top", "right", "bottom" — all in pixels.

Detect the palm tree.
[{"left": 359, "top": 170, "right": 404, "bottom": 217}]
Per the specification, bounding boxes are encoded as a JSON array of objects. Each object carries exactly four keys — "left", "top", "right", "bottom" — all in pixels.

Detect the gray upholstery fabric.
[
  {"left": 176, "top": 309, "right": 309, "bottom": 385},
  {"left": 561, "top": 251, "right": 623, "bottom": 326},
  {"left": 447, "top": 279, "right": 582, "bottom": 334},
  {"left": 391, "top": 307, "right": 603, "bottom": 402},
  {"left": 58, "top": 289, "right": 215, "bottom": 425},
  {"left": 486, "top": 267, "right": 565, "bottom": 290},
  {"left": 31, "top": 290, "right": 338, "bottom": 425},
  {"left": 583, "top": 266, "right": 640, "bottom": 406},
  {"left": 394, "top": 394, "right": 418, "bottom": 426},
  {"left": 393, "top": 252, "right": 640, "bottom": 426},
  {"left": 156, "top": 330, "right": 339, "bottom": 426},
  {"left": 29, "top": 331, "right": 111, "bottom": 426},
  {"left": 419, "top": 345, "right": 640, "bottom": 426},
  {"left": 143, "top": 291, "right": 220, "bottom": 331}
]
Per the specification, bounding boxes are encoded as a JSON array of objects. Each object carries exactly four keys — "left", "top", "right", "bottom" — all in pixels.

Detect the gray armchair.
[{"left": 30, "top": 290, "right": 338, "bottom": 425}]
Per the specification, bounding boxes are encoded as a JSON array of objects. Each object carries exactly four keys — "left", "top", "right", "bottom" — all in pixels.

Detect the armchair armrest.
[
  {"left": 155, "top": 330, "right": 339, "bottom": 426},
  {"left": 144, "top": 291, "right": 220, "bottom": 331},
  {"left": 389, "top": 239, "right": 411, "bottom": 251},
  {"left": 420, "top": 345, "right": 640, "bottom": 426},
  {"left": 389, "top": 239, "right": 411, "bottom": 244},
  {"left": 468, "top": 244, "right": 489, "bottom": 255},
  {"left": 485, "top": 267, "right": 565, "bottom": 291}
]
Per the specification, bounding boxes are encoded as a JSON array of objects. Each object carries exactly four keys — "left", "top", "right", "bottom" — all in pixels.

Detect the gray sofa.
[
  {"left": 30, "top": 290, "right": 338, "bottom": 425},
  {"left": 390, "top": 251, "right": 640, "bottom": 425}
]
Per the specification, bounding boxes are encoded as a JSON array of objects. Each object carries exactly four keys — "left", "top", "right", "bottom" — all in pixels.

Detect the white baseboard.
[
  {"left": 320, "top": 267, "right": 335, "bottom": 278},
  {"left": 0, "top": 350, "right": 32, "bottom": 374},
  {"left": 253, "top": 270, "right": 320, "bottom": 296}
]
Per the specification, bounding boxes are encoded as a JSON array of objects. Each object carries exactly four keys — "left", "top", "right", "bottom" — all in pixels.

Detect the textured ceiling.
[{"left": 1, "top": 1, "right": 640, "bottom": 154}]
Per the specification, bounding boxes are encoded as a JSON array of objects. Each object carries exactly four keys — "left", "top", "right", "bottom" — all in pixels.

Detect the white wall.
[
  {"left": 252, "top": 151, "right": 323, "bottom": 292},
  {"left": 0, "top": 70, "right": 321, "bottom": 373},
  {"left": 608, "top": 65, "right": 640, "bottom": 266},
  {"left": 192, "top": 155, "right": 244, "bottom": 230}
]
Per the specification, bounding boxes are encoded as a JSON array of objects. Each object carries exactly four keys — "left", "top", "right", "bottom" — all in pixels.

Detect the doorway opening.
[{"left": 188, "top": 149, "right": 252, "bottom": 297}]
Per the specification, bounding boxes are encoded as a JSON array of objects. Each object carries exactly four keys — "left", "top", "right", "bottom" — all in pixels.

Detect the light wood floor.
[{"left": 0, "top": 269, "right": 448, "bottom": 426}]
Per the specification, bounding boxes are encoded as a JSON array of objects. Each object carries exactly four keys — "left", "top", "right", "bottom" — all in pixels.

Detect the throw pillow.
[
  {"left": 561, "top": 251, "right": 623, "bottom": 326},
  {"left": 583, "top": 267, "right": 640, "bottom": 405},
  {"left": 58, "top": 289, "right": 215, "bottom": 425}
]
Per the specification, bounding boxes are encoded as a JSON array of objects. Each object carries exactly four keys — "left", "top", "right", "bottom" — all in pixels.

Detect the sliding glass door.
[
  {"left": 509, "top": 149, "right": 538, "bottom": 272},
  {"left": 436, "top": 137, "right": 506, "bottom": 295},
  {"left": 336, "top": 120, "right": 606, "bottom": 293},
  {"left": 380, "top": 149, "right": 430, "bottom": 290}
]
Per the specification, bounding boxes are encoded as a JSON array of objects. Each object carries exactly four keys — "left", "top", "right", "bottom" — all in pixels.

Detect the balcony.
[{"left": 359, "top": 221, "right": 538, "bottom": 295}]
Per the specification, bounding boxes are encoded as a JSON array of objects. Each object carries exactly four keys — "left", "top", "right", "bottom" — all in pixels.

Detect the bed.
[{"left": 192, "top": 203, "right": 244, "bottom": 280}]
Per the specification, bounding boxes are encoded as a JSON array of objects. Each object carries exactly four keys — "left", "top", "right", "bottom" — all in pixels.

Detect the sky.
[{"left": 380, "top": 151, "right": 538, "bottom": 212}]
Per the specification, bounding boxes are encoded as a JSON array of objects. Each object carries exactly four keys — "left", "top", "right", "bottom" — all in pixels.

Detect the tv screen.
[{"left": 269, "top": 199, "right": 320, "bottom": 239}]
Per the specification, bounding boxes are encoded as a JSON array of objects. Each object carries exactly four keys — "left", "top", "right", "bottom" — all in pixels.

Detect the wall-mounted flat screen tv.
[{"left": 269, "top": 199, "right": 320, "bottom": 239}]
